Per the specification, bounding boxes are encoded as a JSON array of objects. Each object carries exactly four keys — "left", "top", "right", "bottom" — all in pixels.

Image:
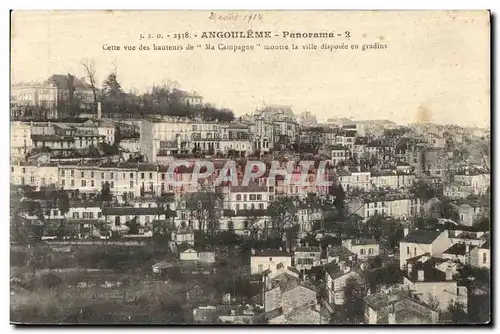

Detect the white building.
[
  {"left": 337, "top": 169, "right": 371, "bottom": 192},
  {"left": 342, "top": 239, "right": 380, "bottom": 260},
  {"left": 250, "top": 249, "right": 292, "bottom": 275},
  {"left": 399, "top": 229, "right": 453, "bottom": 269}
]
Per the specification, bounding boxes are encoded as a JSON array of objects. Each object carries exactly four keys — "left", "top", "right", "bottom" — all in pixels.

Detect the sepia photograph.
[{"left": 9, "top": 10, "right": 491, "bottom": 325}]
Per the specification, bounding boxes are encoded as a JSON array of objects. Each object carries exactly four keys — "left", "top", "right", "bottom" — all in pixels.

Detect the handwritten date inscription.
[{"left": 209, "top": 12, "right": 263, "bottom": 23}]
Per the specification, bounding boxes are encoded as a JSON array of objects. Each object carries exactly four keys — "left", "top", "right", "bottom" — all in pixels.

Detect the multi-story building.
[
  {"left": 250, "top": 249, "right": 292, "bottom": 275},
  {"left": 293, "top": 246, "right": 322, "bottom": 271},
  {"left": 331, "top": 145, "right": 349, "bottom": 166},
  {"left": 399, "top": 229, "right": 453, "bottom": 269},
  {"left": 11, "top": 162, "right": 59, "bottom": 188},
  {"left": 221, "top": 185, "right": 270, "bottom": 212},
  {"left": 342, "top": 238, "right": 380, "bottom": 260},
  {"left": 402, "top": 263, "right": 468, "bottom": 312},
  {"left": 453, "top": 169, "right": 490, "bottom": 196},
  {"left": 11, "top": 74, "right": 94, "bottom": 115},
  {"left": 251, "top": 118, "right": 274, "bottom": 152},
  {"left": 347, "top": 194, "right": 421, "bottom": 221},
  {"left": 325, "top": 262, "right": 362, "bottom": 305},
  {"left": 337, "top": 168, "right": 371, "bottom": 192}
]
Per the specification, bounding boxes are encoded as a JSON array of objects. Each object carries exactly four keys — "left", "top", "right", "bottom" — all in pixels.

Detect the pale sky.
[{"left": 11, "top": 10, "right": 490, "bottom": 127}]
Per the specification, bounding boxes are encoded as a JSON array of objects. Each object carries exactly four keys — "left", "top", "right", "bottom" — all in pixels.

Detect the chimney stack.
[
  {"left": 417, "top": 270, "right": 425, "bottom": 282},
  {"left": 97, "top": 101, "right": 102, "bottom": 120}
]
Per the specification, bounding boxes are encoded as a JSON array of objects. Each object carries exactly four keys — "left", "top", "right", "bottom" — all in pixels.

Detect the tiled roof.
[
  {"left": 405, "top": 263, "right": 447, "bottom": 283},
  {"left": 31, "top": 134, "right": 74, "bottom": 142},
  {"left": 102, "top": 206, "right": 173, "bottom": 216},
  {"left": 400, "top": 230, "right": 441, "bottom": 244},
  {"left": 295, "top": 246, "right": 321, "bottom": 253},
  {"left": 253, "top": 249, "right": 291, "bottom": 257},
  {"left": 443, "top": 243, "right": 468, "bottom": 255}
]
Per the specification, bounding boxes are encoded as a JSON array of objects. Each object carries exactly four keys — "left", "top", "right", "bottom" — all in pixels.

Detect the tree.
[
  {"left": 329, "top": 184, "right": 346, "bottom": 218},
  {"left": 81, "top": 59, "right": 99, "bottom": 111},
  {"left": 427, "top": 294, "right": 440, "bottom": 311},
  {"left": 126, "top": 218, "right": 140, "bottom": 235},
  {"left": 268, "top": 197, "right": 298, "bottom": 241},
  {"left": 365, "top": 214, "right": 384, "bottom": 241},
  {"left": 339, "top": 277, "right": 365, "bottom": 324},
  {"left": 473, "top": 211, "right": 490, "bottom": 231},
  {"left": 447, "top": 301, "right": 468, "bottom": 324},
  {"left": 102, "top": 71, "right": 123, "bottom": 98},
  {"left": 410, "top": 180, "right": 439, "bottom": 202},
  {"left": 100, "top": 181, "right": 112, "bottom": 203}
]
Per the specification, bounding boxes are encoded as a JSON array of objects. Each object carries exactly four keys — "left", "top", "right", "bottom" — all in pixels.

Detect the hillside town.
[{"left": 10, "top": 71, "right": 491, "bottom": 324}]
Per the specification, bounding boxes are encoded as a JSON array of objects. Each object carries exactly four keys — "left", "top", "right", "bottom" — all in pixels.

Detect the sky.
[{"left": 11, "top": 10, "right": 491, "bottom": 128}]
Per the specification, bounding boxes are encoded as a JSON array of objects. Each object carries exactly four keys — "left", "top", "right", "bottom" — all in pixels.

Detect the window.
[
  {"left": 244, "top": 195, "right": 247, "bottom": 201},
  {"left": 73, "top": 212, "right": 79, "bottom": 219},
  {"left": 149, "top": 173, "right": 153, "bottom": 179},
  {"left": 269, "top": 195, "right": 274, "bottom": 202},
  {"left": 414, "top": 247, "right": 417, "bottom": 256},
  {"left": 101, "top": 172, "right": 104, "bottom": 179},
  {"left": 145, "top": 216, "right": 150, "bottom": 224},
  {"left": 259, "top": 204, "right": 264, "bottom": 210},
  {"left": 130, "top": 181, "right": 134, "bottom": 188},
  {"left": 483, "top": 253, "right": 487, "bottom": 264},
  {"left": 235, "top": 204, "right": 240, "bottom": 210},
  {"left": 130, "top": 173, "right": 134, "bottom": 179},
  {"left": 81, "top": 171, "right": 84, "bottom": 178},
  {"left": 141, "top": 173, "right": 145, "bottom": 179},
  {"left": 161, "top": 173, "right": 165, "bottom": 180},
  {"left": 236, "top": 194, "right": 242, "bottom": 201},
  {"left": 256, "top": 194, "right": 262, "bottom": 200},
  {"left": 407, "top": 247, "right": 410, "bottom": 255},
  {"left": 81, "top": 180, "right": 86, "bottom": 187},
  {"left": 360, "top": 249, "right": 365, "bottom": 255},
  {"left": 111, "top": 181, "right": 114, "bottom": 188},
  {"left": 71, "top": 170, "right": 75, "bottom": 177},
  {"left": 111, "top": 172, "right": 114, "bottom": 179},
  {"left": 249, "top": 194, "right": 256, "bottom": 201},
  {"left": 98, "top": 212, "right": 102, "bottom": 218},
  {"left": 91, "top": 171, "right": 94, "bottom": 178},
  {"left": 62, "top": 179, "right": 65, "bottom": 186},
  {"left": 369, "top": 248, "right": 373, "bottom": 255}
]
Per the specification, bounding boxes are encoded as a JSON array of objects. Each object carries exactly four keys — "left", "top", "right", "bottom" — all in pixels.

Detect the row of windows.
[
  {"left": 72, "top": 211, "right": 102, "bottom": 219},
  {"left": 359, "top": 248, "right": 375, "bottom": 255},
  {"left": 59, "top": 170, "right": 175, "bottom": 181},
  {"left": 235, "top": 194, "right": 263, "bottom": 201},
  {"left": 235, "top": 203, "right": 265, "bottom": 211}
]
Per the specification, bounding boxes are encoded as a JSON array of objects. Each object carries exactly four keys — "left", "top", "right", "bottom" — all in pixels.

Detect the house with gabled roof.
[
  {"left": 399, "top": 228, "right": 453, "bottom": 268},
  {"left": 324, "top": 261, "right": 363, "bottom": 305},
  {"left": 466, "top": 240, "right": 490, "bottom": 269},
  {"left": 403, "top": 262, "right": 468, "bottom": 312},
  {"left": 364, "top": 287, "right": 439, "bottom": 324},
  {"left": 251, "top": 249, "right": 292, "bottom": 275}
]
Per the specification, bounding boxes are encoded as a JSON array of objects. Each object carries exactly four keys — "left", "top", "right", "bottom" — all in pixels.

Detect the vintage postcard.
[{"left": 10, "top": 10, "right": 490, "bottom": 325}]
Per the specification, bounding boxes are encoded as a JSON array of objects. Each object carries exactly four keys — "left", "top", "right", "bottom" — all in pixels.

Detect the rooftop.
[
  {"left": 400, "top": 229, "right": 441, "bottom": 244},
  {"left": 253, "top": 249, "right": 291, "bottom": 257},
  {"left": 443, "top": 243, "right": 469, "bottom": 256}
]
